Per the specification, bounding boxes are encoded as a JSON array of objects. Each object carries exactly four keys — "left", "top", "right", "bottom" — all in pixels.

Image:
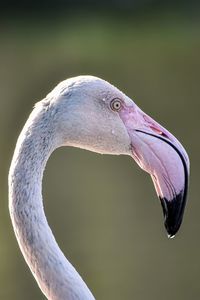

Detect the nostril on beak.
[{"left": 149, "top": 125, "right": 169, "bottom": 139}]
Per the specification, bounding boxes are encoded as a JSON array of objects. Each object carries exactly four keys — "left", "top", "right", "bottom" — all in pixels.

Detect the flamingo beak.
[{"left": 119, "top": 103, "right": 189, "bottom": 237}]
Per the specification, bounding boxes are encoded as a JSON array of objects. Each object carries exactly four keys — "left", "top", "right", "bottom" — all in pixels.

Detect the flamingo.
[{"left": 9, "top": 75, "right": 189, "bottom": 300}]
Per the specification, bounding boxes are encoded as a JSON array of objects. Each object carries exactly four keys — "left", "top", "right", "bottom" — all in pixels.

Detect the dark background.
[{"left": 0, "top": 1, "right": 199, "bottom": 299}]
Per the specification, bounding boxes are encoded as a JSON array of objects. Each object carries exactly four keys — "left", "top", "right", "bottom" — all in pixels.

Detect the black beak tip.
[
  {"left": 160, "top": 191, "right": 186, "bottom": 238},
  {"left": 164, "top": 219, "right": 181, "bottom": 238}
]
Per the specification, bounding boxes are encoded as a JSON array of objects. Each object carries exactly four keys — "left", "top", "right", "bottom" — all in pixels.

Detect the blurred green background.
[{"left": 1, "top": 1, "right": 200, "bottom": 299}]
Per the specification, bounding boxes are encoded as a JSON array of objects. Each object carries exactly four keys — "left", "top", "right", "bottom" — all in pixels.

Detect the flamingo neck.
[{"left": 8, "top": 107, "right": 95, "bottom": 300}]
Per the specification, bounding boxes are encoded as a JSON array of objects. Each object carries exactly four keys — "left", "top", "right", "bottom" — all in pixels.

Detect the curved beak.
[{"left": 119, "top": 102, "right": 189, "bottom": 237}]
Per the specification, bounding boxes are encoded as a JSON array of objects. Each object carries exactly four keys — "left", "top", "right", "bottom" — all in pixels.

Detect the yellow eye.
[{"left": 110, "top": 99, "right": 122, "bottom": 111}]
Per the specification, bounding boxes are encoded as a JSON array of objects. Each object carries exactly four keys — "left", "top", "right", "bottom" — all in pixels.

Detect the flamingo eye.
[{"left": 110, "top": 99, "right": 122, "bottom": 111}]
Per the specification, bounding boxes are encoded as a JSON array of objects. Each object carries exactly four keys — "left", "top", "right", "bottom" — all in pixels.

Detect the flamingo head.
[{"left": 45, "top": 75, "right": 189, "bottom": 237}]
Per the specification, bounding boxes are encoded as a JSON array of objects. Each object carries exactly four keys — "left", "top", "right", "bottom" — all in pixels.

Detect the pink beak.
[{"left": 119, "top": 101, "right": 189, "bottom": 237}]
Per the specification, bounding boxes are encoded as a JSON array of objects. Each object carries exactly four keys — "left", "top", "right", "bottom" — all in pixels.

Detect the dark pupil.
[{"left": 115, "top": 102, "right": 119, "bottom": 108}]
